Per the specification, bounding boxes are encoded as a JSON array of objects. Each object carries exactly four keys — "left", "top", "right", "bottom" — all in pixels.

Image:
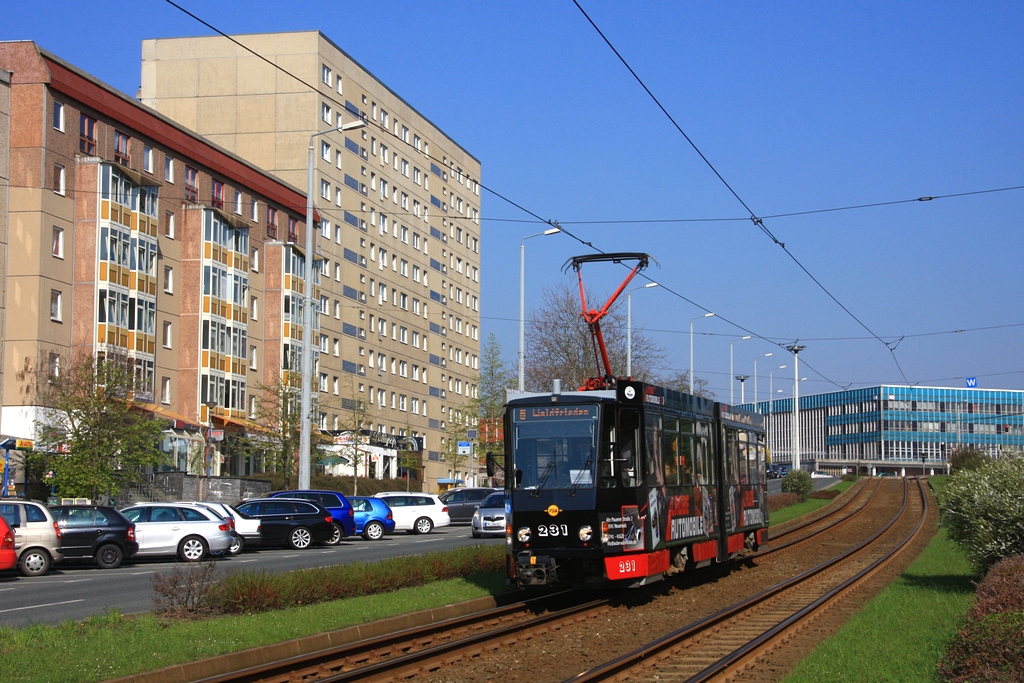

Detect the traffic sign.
[
  {"left": 966, "top": 377, "right": 977, "bottom": 388},
  {"left": 457, "top": 441, "right": 471, "bottom": 455}
]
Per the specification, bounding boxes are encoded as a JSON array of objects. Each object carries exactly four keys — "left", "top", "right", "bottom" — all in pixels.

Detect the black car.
[
  {"left": 50, "top": 505, "right": 138, "bottom": 569},
  {"left": 439, "top": 487, "right": 498, "bottom": 524},
  {"left": 234, "top": 498, "right": 335, "bottom": 549}
]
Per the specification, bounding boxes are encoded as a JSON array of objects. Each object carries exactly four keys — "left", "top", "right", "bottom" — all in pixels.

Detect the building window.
[
  {"left": 319, "top": 373, "right": 328, "bottom": 392},
  {"left": 250, "top": 295, "right": 258, "bottom": 320},
  {"left": 51, "top": 227, "right": 64, "bottom": 259},
  {"left": 234, "top": 190, "right": 242, "bottom": 214},
  {"left": 114, "top": 130, "right": 131, "bottom": 166},
  {"left": 80, "top": 114, "right": 96, "bottom": 154},
  {"left": 250, "top": 198, "right": 258, "bottom": 221},
  {"left": 164, "top": 211, "right": 175, "bottom": 239},
  {"left": 184, "top": 166, "right": 198, "bottom": 202},
  {"left": 211, "top": 179, "right": 224, "bottom": 209},
  {"left": 161, "top": 377, "right": 171, "bottom": 404},
  {"left": 50, "top": 290, "right": 63, "bottom": 322},
  {"left": 162, "top": 321, "right": 172, "bottom": 348},
  {"left": 321, "top": 141, "right": 331, "bottom": 161},
  {"left": 53, "top": 164, "right": 65, "bottom": 195},
  {"left": 163, "top": 265, "right": 173, "bottom": 293},
  {"left": 322, "top": 103, "right": 332, "bottom": 123},
  {"left": 321, "top": 65, "right": 332, "bottom": 86},
  {"left": 320, "top": 179, "right": 330, "bottom": 199},
  {"left": 164, "top": 157, "right": 174, "bottom": 183},
  {"left": 143, "top": 145, "right": 154, "bottom": 173},
  {"left": 267, "top": 207, "right": 278, "bottom": 239},
  {"left": 251, "top": 247, "right": 259, "bottom": 272},
  {"left": 53, "top": 101, "right": 64, "bottom": 131},
  {"left": 288, "top": 217, "right": 298, "bottom": 242},
  {"left": 249, "top": 345, "right": 258, "bottom": 370}
]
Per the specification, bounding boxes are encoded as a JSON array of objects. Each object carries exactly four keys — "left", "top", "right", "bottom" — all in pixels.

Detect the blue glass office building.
[{"left": 747, "top": 386, "right": 1024, "bottom": 475}]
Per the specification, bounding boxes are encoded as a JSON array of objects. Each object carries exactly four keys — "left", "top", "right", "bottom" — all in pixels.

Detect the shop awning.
[
  {"left": 135, "top": 403, "right": 200, "bottom": 429},
  {"left": 214, "top": 415, "right": 273, "bottom": 434}
]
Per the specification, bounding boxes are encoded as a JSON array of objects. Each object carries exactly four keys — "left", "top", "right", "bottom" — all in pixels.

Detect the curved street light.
[
  {"left": 627, "top": 282, "right": 659, "bottom": 377},
  {"left": 518, "top": 227, "right": 561, "bottom": 391}
]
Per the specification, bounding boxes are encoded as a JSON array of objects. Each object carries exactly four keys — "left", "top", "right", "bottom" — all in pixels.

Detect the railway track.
[
  {"left": 567, "top": 477, "right": 928, "bottom": 682},
  {"left": 160, "top": 477, "right": 914, "bottom": 683}
]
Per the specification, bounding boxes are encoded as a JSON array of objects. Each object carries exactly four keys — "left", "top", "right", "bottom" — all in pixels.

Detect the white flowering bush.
[{"left": 938, "top": 453, "right": 1024, "bottom": 569}]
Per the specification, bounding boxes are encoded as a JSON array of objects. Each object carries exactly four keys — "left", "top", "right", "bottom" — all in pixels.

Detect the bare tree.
[
  {"left": 524, "top": 282, "right": 664, "bottom": 391},
  {"left": 654, "top": 368, "right": 714, "bottom": 399}
]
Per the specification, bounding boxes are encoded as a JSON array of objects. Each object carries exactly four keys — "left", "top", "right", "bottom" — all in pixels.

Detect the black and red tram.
[{"left": 504, "top": 380, "right": 769, "bottom": 588}]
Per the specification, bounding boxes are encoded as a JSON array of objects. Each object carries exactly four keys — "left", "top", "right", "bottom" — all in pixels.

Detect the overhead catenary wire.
[
  {"left": 159, "top": 1, "right": 1016, "bottom": 393},
  {"left": 570, "top": 0, "right": 915, "bottom": 386}
]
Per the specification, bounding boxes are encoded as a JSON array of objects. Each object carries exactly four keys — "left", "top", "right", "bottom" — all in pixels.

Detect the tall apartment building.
[
  {"left": 0, "top": 42, "right": 316, "bottom": 478},
  {"left": 0, "top": 68, "right": 10, "bottom": 421},
  {"left": 140, "top": 32, "right": 483, "bottom": 490}
]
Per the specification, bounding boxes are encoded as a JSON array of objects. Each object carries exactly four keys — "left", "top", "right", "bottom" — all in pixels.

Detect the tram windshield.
[{"left": 511, "top": 404, "right": 599, "bottom": 491}]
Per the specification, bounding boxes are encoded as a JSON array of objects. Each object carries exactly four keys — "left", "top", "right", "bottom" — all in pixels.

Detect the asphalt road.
[
  {"left": 0, "top": 479, "right": 841, "bottom": 628},
  {"left": 0, "top": 526, "right": 504, "bottom": 627}
]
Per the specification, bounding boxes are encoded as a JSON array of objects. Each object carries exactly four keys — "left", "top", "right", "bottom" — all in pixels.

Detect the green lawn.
[
  {"left": 0, "top": 573, "right": 510, "bottom": 683},
  {"left": 783, "top": 528, "right": 977, "bottom": 683},
  {"left": 769, "top": 478, "right": 857, "bottom": 526}
]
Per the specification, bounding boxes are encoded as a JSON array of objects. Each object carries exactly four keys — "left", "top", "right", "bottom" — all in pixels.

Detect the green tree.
[
  {"left": 477, "top": 334, "right": 513, "bottom": 484},
  {"left": 781, "top": 469, "right": 813, "bottom": 502},
  {"left": 937, "top": 453, "right": 1024, "bottom": 569},
  {"left": 33, "top": 353, "right": 166, "bottom": 502},
  {"left": 243, "top": 379, "right": 327, "bottom": 491},
  {"left": 444, "top": 403, "right": 473, "bottom": 485},
  {"left": 949, "top": 446, "right": 990, "bottom": 473}
]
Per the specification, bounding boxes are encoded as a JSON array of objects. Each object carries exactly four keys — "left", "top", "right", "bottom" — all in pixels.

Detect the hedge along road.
[{"left": 0, "top": 527, "right": 503, "bottom": 628}]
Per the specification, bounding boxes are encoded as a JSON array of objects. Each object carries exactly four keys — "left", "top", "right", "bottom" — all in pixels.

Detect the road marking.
[
  {"left": 0, "top": 587, "right": 15, "bottom": 592},
  {"left": 130, "top": 571, "right": 155, "bottom": 575},
  {"left": 235, "top": 559, "right": 256, "bottom": 563},
  {"left": 62, "top": 579, "right": 91, "bottom": 584},
  {"left": 0, "top": 599, "right": 84, "bottom": 614},
  {"left": 281, "top": 554, "right": 300, "bottom": 558}
]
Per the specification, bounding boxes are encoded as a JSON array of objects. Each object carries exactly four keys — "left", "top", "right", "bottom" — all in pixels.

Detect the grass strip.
[
  {"left": 0, "top": 573, "right": 511, "bottom": 683},
  {"left": 782, "top": 527, "right": 977, "bottom": 683},
  {"left": 770, "top": 479, "right": 856, "bottom": 526}
]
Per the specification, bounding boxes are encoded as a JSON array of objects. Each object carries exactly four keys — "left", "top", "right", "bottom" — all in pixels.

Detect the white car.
[
  {"left": 178, "top": 501, "right": 260, "bottom": 555},
  {"left": 372, "top": 493, "right": 451, "bottom": 534},
  {"left": 120, "top": 503, "right": 233, "bottom": 561},
  {"left": 810, "top": 471, "right": 832, "bottom": 479}
]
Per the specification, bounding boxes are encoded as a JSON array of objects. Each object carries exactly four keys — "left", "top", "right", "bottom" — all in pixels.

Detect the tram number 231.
[
  {"left": 536, "top": 524, "right": 569, "bottom": 537},
  {"left": 616, "top": 558, "right": 638, "bottom": 575}
]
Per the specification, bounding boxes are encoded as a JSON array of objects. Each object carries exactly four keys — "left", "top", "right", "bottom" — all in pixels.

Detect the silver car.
[
  {"left": 0, "top": 499, "right": 64, "bottom": 576},
  {"left": 176, "top": 501, "right": 258, "bottom": 555},
  {"left": 120, "top": 503, "right": 232, "bottom": 561},
  {"left": 471, "top": 491, "right": 507, "bottom": 539}
]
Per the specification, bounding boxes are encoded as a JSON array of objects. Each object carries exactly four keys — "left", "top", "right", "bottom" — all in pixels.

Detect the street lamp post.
[
  {"left": 689, "top": 313, "right": 715, "bottom": 393},
  {"left": 786, "top": 344, "right": 806, "bottom": 472},
  {"left": 300, "top": 117, "right": 368, "bottom": 491},
  {"left": 202, "top": 400, "right": 217, "bottom": 500},
  {"left": 752, "top": 352, "right": 773, "bottom": 403},
  {"left": 735, "top": 375, "right": 749, "bottom": 403},
  {"left": 729, "top": 336, "right": 751, "bottom": 404},
  {"left": 518, "top": 228, "right": 561, "bottom": 391},
  {"left": 627, "top": 282, "right": 659, "bottom": 377}
]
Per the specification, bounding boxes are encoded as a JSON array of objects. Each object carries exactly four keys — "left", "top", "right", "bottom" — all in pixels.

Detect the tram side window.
[
  {"left": 737, "top": 432, "right": 749, "bottom": 484},
  {"left": 754, "top": 435, "right": 767, "bottom": 483},
  {"left": 618, "top": 409, "right": 641, "bottom": 488},
  {"left": 662, "top": 417, "right": 679, "bottom": 486},
  {"left": 724, "top": 427, "right": 740, "bottom": 484},
  {"left": 644, "top": 412, "right": 665, "bottom": 487},
  {"left": 694, "top": 428, "right": 714, "bottom": 485},
  {"left": 678, "top": 434, "right": 694, "bottom": 486}
]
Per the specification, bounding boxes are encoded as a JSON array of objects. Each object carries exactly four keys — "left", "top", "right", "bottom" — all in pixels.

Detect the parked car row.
[{"left": 0, "top": 487, "right": 501, "bottom": 578}]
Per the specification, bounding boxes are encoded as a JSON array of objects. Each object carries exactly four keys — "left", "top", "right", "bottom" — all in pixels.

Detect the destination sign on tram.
[{"left": 517, "top": 405, "right": 597, "bottom": 420}]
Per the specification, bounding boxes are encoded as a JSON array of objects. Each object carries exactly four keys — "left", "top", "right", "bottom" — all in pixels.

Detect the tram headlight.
[
  {"left": 578, "top": 525, "right": 593, "bottom": 542},
  {"left": 517, "top": 527, "right": 532, "bottom": 543}
]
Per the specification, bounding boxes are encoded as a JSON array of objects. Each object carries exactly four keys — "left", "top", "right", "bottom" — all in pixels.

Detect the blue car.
[
  {"left": 268, "top": 490, "right": 356, "bottom": 544},
  {"left": 349, "top": 496, "right": 396, "bottom": 540}
]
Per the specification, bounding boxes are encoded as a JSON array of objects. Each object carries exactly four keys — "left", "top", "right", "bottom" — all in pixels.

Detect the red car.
[{"left": 0, "top": 516, "right": 17, "bottom": 571}]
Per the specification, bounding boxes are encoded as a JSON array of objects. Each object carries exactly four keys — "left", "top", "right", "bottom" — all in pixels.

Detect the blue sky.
[{"left": 5, "top": 1, "right": 1022, "bottom": 399}]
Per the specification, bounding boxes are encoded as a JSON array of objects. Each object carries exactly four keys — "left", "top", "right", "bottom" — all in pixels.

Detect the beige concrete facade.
[
  {"left": 0, "top": 42, "right": 312, "bottom": 481},
  {"left": 142, "top": 32, "right": 483, "bottom": 492},
  {"left": 0, "top": 69, "right": 10, "bottom": 439}
]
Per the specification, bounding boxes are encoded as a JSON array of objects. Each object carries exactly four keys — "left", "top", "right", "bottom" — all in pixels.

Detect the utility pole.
[{"left": 786, "top": 344, "right": 806, "bottom": 471}]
